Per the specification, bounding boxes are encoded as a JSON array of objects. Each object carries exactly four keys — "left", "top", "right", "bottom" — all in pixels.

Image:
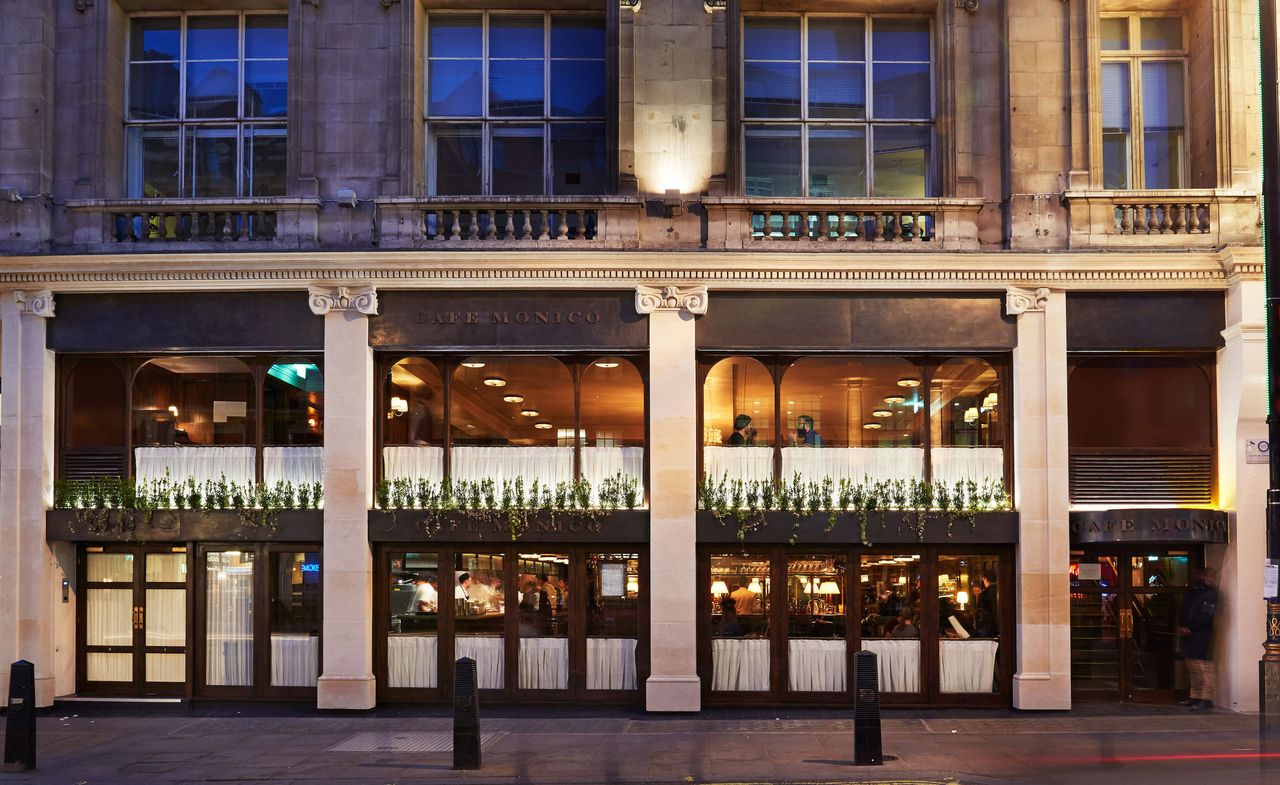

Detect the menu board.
[{"left": 601, "top": 563, "right": 626, "bottom": 597}]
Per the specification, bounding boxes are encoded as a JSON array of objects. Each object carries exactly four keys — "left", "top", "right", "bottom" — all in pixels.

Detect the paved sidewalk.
[{"left": 0, "top": 703, "right": 1275, "bottom": 785}]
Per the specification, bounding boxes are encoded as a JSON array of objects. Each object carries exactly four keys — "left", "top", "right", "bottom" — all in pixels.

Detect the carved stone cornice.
[
  {"left": 957, "top": 0, "right": 979, "bottom": 12},
  {"left": 1005, "top": 286, "right": 1050, "bottom": 316},
  {"left": 14, "top": 289, "right": 55, "bottom": 318},
  {"left": 635, "top": 284, "right": 708, "bottom": 316},
  {"left": 308, "top": 285, "right": 378, "bottom": 316},
  {"left": 621, "top": 0, "right": 641, "bottom": 11}
]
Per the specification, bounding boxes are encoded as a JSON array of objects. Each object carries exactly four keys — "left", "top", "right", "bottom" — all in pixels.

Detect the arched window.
[
  {"left": 702, "top": 356, "right": 775, "bottom": 483},
  {"left": 580, "top": 356, "right": 645, "bottom": 502},
  {"left": 383, "top": 358, "right": 446, "bottom": 483},
  {"left": 450, "top": 356, "right": 575, "bottom": 489},
  {"left": 930, "top": 358, "right": 1004, "bottom": 489},
  {"left": 132, "top": 357, "right": 256, "bottom": 486},
  {"left": 64, "top": 359, "right": 128, "bottom": 478},
  {"left": 779, "top": 357, "right": 923, "bottom": 486},
  {"left": 263, "top": 360, "right": 324, "bottom": 488}
]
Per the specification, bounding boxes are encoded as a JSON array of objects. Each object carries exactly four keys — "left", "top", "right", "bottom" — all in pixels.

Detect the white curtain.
[
  {"left": 263, "top": 447, "right": 324, "bottom": 488},
  {"left": 451, "top": 446, "right": 574, "bottom": 490},
  {"left": 382, "top": 446, "right": 444, "bottom": 483},
  {"left": 271, "top": 634, "right": 319, "bottom": 687},
  {"left": 146, "top": 653, "right": 185, "bottom": 683},
  {"left": 145, "top": 589, "right": 185, "bottom": 647},
  {"left": 940, "top": 639, "right": 1000, "bottom": 693},
  {"left": 87, "top": 653, "right": 132, "bottom": 682},
  {"left": 455, "top": 636, "right": 504, "bottom": 689},
  {"left": 711, "top": 638, "right": 770, "bottom": 691},
  {"left": 861, "top": 639, "right": 921, "bottom": 693},
  {"left": 388, "top": 635, "right": 438, "bottom": 689},
  {"left": 206, "top": 566, "right": 254, "bottom": 687},
  {"left": 518, "top": 637, "right": 569, "bottom": 690},
  {"left": 135, "top": 446, "right": 255, "bottom": 488},
  {"left": 587, "top": 638, "right": 637, "bottom": 690},
  {"left": 931, "top": 447, "right": 1005, "bottom": 490},
  {"left": 783, "top": 447, "right": 925, "bottom": 488},
  {"left": 87, "top": 588, "right": 132, "bottom": 647},
  {"left": 581, "top": 446, "right": 645, "bottom": 503},
  {"left": 788, "top": 639, "right": 846, "bottom": 692},
  {"left": 704, "top": 446, "right": 774, "bottom": 484}
]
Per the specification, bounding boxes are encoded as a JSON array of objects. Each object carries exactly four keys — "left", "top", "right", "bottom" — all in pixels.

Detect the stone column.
[
  {"left": 0, "top": 290, "right": 59, "bottom": 705},
  {"left": 1210, "top": 276, "right": 1268, "bottom": 711},
  {"left": 310, "top": 285, "right": 379, "bottom": 710},
  {"left": 636, "top": 284, "right": 707, "bottom": 712},
  {"left": 1007, "top": 286, "right": 1072, "bottom": 710}
]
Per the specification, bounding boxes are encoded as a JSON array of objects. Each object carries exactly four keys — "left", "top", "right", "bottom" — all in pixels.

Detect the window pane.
[
  {"left": 245, "top": 60, "right": 288, "bottom": 117},
  {"left": 1101, "top": 62, "right": 1132, "bottom": 190},
  {"left": 703, "top": 354, "right": 775, "bottom": 489},
  {"left": 245, "top": 15, "right": 288, "bottom": 59},
  {"left": 808, "top": 127, "right": 867, "bottom": 197},
  {"left": 860, "top": 554, "right": 921, "bottom": 693},
  {"left": 551, "top": 16, "right": 605, "bottom": 59},
  {"left": 744, "top": 126, "right": 801, "bottom": 197},
  {"left": 491, "top": 126, "right": 545, "bottom": 195},
  {"left": 551, "top": 61, "right": 604, "bottom": 117},
  {"left": 744, "top": 17, "right": 800, "bottom": 60},
  {"left": 429, "top": 60, "right": 483, "bottom": 116},
  {"left": 244, "top": 127, "right": 286, "bottom": 196},
  {"left": 129, "top": 62, "right": 181, "bottom": 120},
  {"left": 744, "top": 61, "right": 801, "bottom": 118},
  {"left": 132, "top": 357, "right": 255, "bottom": 447},
  {"left": 872, "top": 61, "right": 930, "bottom": 119},
  {"left": 580, "top": 359, "right": 645, "bottom": 502},
  {"left": 429, "top": 15, "right": 482, "bottom": 58},
  {"left": 206, "top": 550, "right": 254, "bottom": 687},
  {"left": 1142, "top": 61, "right": 1185, "bottom": 189},
  {"left": 131, "top": 17, "right": 181, "bottom": 61},
  {"left": 87, "top": 552, "right": 134, "bottom": 583},
  {"left": 384, "top": 358, "right": 446, "bottom": 449},
  {"left": 938, "top": 555, "right": 1000, "bottom": 694},
  {"left": 187, "top": 61, "right": 240, "bottom": 118},
  {"left": 126, "top": 127, "right": 180, "bottom": 198},
  {"left": 490, "top": 16, "right": 545, "bottom": 59},
  {"left": 264, "top": 362, "right": 323, "bottom": 446},
  {"left": 1144, "top": 130, "right": 1184, "bottom": 189},
  {"left": 787, "top": 555, "right": 846, "bottom": 693},
  {"left": 270, "top": 552, "right": 321, "bottom": 688},
  {"left": 490, "top": 60, "right": 545, "bottom": 117},
  {"left": 68, "top": 360, "right": 127, "bottom": 449},
  {"left": 388, "top": 552, "right": 439, "bottom": 689},
  {"left": 872, "top": 125, "right": 930, "bottom": 197},
  {"left": 711, "top": 554, "right": 770, "bottom": 692},
  {"left": 429, "top": 125, "right": 481, "bottom": 195},
  {"left": 518, "top": 553, "right": 569, "bottom": 690},
  {"left": 1141, "top": 17, "right": 1182, "bottom": 50},
  {"left": 451, "top": 356, "right": 572, "bottom": 451},
  {"left": 586, "top": 553, "right": 640, "bottom": 691},
  {"left": 871, "top": 19, "right": 929, "bottom": 62},
  {"left": 455, "top": 552, "right": 505, "bottom": 689},
  {"left": 146, "top": 553, "right": 187, "bottom": 583},
  {"left": 1100, "top": 17, "right": 1129, "bottom": 51},
  {"left": 187, "top": 129, "right": 239, "bottom": 197},
  {"left": 930, "top": 358, "right": 1002, "bottom": 448},
  {"left": 781, "top": 356, "right": 923, "bottom": 450},
  {"left": 187, "top": 16, "right": 239, "bottom": 60},
  {"left": 809, "top": 63, "right": 865, "bottom": 119},
  {"left": 808, "top": 18, "right": 865, "bottom": 62},
  {"left": 551, "top": 123, "right": 607, "bottom": 195}
]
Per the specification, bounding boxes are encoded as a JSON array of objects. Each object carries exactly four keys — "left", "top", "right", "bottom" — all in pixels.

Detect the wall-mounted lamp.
[
  {"left": 646, "top": 189, "right": 686, "bottom": 218},
  {"left": 167, "top": 405, "right": 179, "bottom": 418},
  {"left": 389, "top": 396, "right": 408, "bottom": 417}
]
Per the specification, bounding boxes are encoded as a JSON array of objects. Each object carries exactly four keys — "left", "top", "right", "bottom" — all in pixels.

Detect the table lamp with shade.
[
  {"left": 956, "top": 590, "right": 969, "bottom": 610},
  {"left": 710, "top": 580, "right": 729, "bottom": 596}
]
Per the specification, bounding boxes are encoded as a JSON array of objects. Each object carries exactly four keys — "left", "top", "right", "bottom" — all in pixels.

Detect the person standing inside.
[
  {"left": 1177, "top": 567, "right": 1218, "bottom": 711},
  {"left": 728, "top": 414, "right": 756, "bottom": 445},
  {"left": 795, "top": 415, "right": 823, "bottom": 447}
]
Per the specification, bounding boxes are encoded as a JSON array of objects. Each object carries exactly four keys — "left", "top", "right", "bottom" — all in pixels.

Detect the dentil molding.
[
  {"left": 1005, "top": 286, "right": 1050, "bottom": 316},
  {"left": 14, "top": 289, "right": 55, "bottom": 318},
  {"left": 308, "top": 285, "right": 378, "bottom": 316},
  {"left": 635, "top": 284, "right": 709, "bottom": 316}
]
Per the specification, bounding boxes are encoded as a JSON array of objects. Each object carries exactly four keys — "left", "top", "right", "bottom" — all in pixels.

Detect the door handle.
[{"left": 133, "top": 605, "right": 144, "bottom": 630}]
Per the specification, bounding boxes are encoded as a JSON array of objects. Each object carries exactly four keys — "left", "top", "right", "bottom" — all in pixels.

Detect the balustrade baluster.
[
  {"left": 576, "top": 210, "right": 587, "bottom": 239},
  {"left": 467, "top": 209, "right": 479, "bottom": 240},
  {"left": 483, "top": 209, "right": 497, "bottom": 240},
  {"left": 155, "top": 211, "right": 168, "bottom": 241},
  {"left": 873, "top": 212, "right": 886, "bottom": 241},
  {"left": 447, "top": 210, "right": 460, "bottom": 240},
  {"left": 1199, "top": 204, "right": 1211, "bottom": 233},
  {"left": 235, "top": 210, "right": 248, "bottom": 240},
  {"left": 1117, "top": 204, "right": 1131, "bottom": 234},
  {"left": 557, "top": 210, "right": 569, "bottom": 239},
  {"left": 520, "top": 210, "right": 533, "bottom": 239},
  {"left": 1159, "top": 204, "right": 1173, "bottom": 233},
  {"left": 1171, "top": 203, "right": 1186, "bottom": 233},
  {"left": 1144, "top": 204, "right": 1157, "bottom": 234},
  {"left": 536, "top": 210, "right": 549, "bottom": 240},
  {"left": 502, "top": 210, "right": 515, "bottom": 240}
]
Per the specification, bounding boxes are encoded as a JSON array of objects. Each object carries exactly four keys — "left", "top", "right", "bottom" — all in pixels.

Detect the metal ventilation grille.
[
  {"left": 1069, "top": 453, "right": 1213, "bottom": 505},
  {"left": 62, "top": 452, "right": 126, "bottom": 481}
]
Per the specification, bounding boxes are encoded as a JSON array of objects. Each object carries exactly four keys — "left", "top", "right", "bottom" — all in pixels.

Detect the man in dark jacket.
[{"left": 1177, "top": 567, "right": 1218, "bottom": 711}]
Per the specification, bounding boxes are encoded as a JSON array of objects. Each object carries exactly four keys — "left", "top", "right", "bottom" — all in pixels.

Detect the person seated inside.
[
  {"left": 891, "top": 612, "right": 920, "bottom": 639},
  {"left": 414, "top": 577, "right": 438, "bottom": 613},
  {"left": 719, "top": 596, "right": 745, "bottom": 637},
  {"left": 795, "top": 414, "right": 823, "bottom": 447},
  {"left": 728, "top": 414, "right": 756, "bottom": 446}
]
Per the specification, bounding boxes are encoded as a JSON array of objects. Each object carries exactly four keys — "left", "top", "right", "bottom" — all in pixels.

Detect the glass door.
[
  {"left": 80, "top": 546, "right": 189, "bottom": 696},
  {"left": 1125, "top": 551, "right": 1190, "bottom": 702},
  {"left": 1069, "top": 552, "right": 1123, "bottom": 697}
]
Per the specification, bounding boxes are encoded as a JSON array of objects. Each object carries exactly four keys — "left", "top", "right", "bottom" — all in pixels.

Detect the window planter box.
[
  {"left": 45, "top": 509, "right": 324, "bottom": 543},
  {"left": 367, "top": 508, "right": 649, "bottom": 543},
  {"left": 695, "top": 509, "right": 1019, "bottom": 545}
]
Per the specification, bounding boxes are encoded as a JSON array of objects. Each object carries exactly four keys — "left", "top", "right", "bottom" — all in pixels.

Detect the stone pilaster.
[
  {"left": 636, "top": 284, "right": 706, "bottom": 712},
  {"left": 311, "top": 284, "right": 379, "bottom": 710},
  {"left": 0, "top": 289, "right": 59, "bottom": 705},
  {"left": 1007, "top": 286, "right": 1072, "bottom": 709}
]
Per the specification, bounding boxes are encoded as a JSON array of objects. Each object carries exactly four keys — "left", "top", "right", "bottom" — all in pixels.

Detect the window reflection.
[
  {"left": 264, "top": 362, "right": 323, "bottom": 446},
  {"left": 387, "top": 552, "right": 439, "bottom": 689}
]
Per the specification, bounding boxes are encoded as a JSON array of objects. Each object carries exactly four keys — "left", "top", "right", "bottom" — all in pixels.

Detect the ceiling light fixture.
[
  {"left": 534, "top": 422, "right": 553, "bottom": 430},
  {"left": 872, "top": 409, "right": 893, "bottom": 418},
  {"left": 883, "top": 395, "right": 906, "bottom": 405},
  {"left": 862, "top": 422, "right": 883, "bottom": 430},
  {"left": 503, "top": 394, "right": 524, "bottom": 403},
  {"left": 897, "top": 377, "right": 921, "bottom": 388},
  {"left": 595, "top": 361, "right": 619, "bottom": 368},
  {"left": 520, "top": 409, "right": 539, "bottom": 417},
  {"left": 483, "top": 376, "right": 507, "bottom": 387},
  {"left": 461, "top": 361, "right": 486, "bottom": 368}
]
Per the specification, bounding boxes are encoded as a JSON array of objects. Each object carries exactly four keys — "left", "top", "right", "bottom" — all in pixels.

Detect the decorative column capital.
[
  {"left": 956, "top": 0, "right": 979, "bottom": 13},
  {"left": 1005, "top": 286, "right": 1050, "bottom": 317},
  {"left": 308, "top": 285, "right": 378, "bottom": 316},
  {"left": 14, "top": 289, "right": 55, "bottom": 318},
  {"left": 635, "top": 284, "right": 709, "bottom": 316}
]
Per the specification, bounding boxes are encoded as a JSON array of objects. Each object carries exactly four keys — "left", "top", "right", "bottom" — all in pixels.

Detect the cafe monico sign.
[{"left": 1069, "top": 508, "right": 1230, "bottom": 545}]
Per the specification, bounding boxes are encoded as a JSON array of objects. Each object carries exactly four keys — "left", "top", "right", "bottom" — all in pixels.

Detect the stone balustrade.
[
  {"left": 64, "top": 198, "right": 322, "bottom": 249},
  {"left": 1062, "top": 189, "right": 1259, "bottom": 248},
  {"left": 376, "top": 197, "right": 643, "bottom": 249}
]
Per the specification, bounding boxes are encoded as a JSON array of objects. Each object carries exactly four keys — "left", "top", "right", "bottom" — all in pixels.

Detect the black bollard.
[
  {"left": 853, "top": 650, "right": 882, "bottom": 766},
  {"left": 4, "top": 660, "right": 36, "bottom": 772},
  {"left": 453, "top": 656, "right": 481, "bottom": 770}
]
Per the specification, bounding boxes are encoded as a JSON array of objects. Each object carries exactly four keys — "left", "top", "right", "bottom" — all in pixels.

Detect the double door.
[{"left": 1070, "top": 547, "right": 1198, "bottom": 702}]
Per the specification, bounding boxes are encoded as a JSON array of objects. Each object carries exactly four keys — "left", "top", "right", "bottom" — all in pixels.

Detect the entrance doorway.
[{"left": 1069, "top": 547, "right": 1199, "bottom": 702}]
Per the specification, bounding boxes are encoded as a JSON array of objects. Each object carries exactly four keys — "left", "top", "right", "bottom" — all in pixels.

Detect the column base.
[
  {"left": 1012, "top": 671, "right": 1071, "bottom": 710},
  {"left": 317, "top": 673, "right": 377, "bottom": 710},
  {"left": 646, "top": 675, "right": 701, "bottom": 712}
]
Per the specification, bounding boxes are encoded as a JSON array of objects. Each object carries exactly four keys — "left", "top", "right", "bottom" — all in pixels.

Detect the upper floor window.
[
  {"left": 742, "top": 15, "right": 933, "bottom": 199},
  {"left": 426, "top": 13, "right": 607, "bottom": 196},
  {"left": 1100, "top": 15, "right": 1186, "bottom": 190},
  {"left": 126, "top": 13, "right": 288, "bottom": 199}
]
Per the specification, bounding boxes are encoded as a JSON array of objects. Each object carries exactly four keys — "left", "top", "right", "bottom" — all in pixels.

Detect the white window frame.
[
  {"left": 739, "top": 13, "right": 936, "bottom": 199},
  {"left": 124, "top": 11, "right": 288, "bottom": 198},
  {"left": 424, "top": 11, "right": 608, "bottom": 196}
]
